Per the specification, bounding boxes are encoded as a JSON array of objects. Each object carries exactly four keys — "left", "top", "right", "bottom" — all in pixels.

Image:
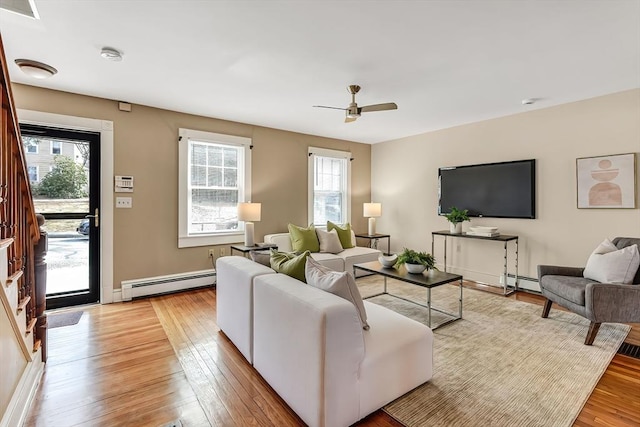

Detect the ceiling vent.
[{"left": 0, "top": 0, "right": 39, "bottom": 19}]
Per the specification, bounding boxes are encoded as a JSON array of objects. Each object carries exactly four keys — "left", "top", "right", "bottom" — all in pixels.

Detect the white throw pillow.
[
  {"left": 316, "top": 228, "right": 344, "bottom": 254},
  {"left": 583, "top": 239, "right": 640, "bottom": 284},
  {"left": 305, "top": 257, "right": 369, "bottom": 330}
]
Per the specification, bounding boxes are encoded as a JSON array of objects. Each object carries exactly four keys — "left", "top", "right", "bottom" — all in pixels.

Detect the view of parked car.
[{"left": 77, "top": 219, "right": 90, "bottom": 235}]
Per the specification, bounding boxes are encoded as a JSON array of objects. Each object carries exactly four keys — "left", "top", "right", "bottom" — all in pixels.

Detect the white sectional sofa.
[
  {"left": 216, "top": 256, "right": 433, "bottom": 427},
  {"left": 264, "top": 230, "right": 380, "bottom": 276}
]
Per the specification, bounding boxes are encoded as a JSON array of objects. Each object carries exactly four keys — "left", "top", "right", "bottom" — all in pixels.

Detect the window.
[
  {"left": 27, "top": 165, "right": 38, "bottom": 183},
  {"left": 51, "top": 140, "right": 61, "bottom": 154},
  {"left": 178, "top": 128, "right": 251, "bottom": 247},
  {"left": 308, "top": 147, "right": 351, "bottom": 226}
]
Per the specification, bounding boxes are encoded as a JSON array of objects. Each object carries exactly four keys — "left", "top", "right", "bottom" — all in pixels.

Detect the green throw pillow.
[
  {"left": 288, "top": 223, "right": 320, "bottom": 253},
  {"left": 270, "top": 249, "right": 311, "bottom": 283},
  {"left": 327, "top": 221, "right": 354, "bottom": 249}
]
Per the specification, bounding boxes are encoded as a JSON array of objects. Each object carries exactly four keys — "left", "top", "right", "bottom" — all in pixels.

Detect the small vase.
[
  {"left": 405, "top": 263, "right": 427, "bottom": 274},
  {"left": 449, "top": 222, "right": 462, "bottom": 234}
]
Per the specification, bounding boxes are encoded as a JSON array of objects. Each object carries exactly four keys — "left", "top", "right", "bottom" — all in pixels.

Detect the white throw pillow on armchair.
[{"left": 583, "top": 239, "right": 640, "bottom": 284}]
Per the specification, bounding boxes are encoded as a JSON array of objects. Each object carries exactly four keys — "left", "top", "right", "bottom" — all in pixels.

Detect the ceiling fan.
[{"left": 313, "top": 85, "right": 398, "bottom": 123}]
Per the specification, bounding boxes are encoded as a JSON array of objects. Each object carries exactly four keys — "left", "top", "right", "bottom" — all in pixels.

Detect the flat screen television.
[{"left": 438, "top": 159, "right": 536, "bottom": 219}]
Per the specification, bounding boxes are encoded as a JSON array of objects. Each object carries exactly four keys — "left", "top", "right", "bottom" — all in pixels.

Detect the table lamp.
[
  {"left": 237, "top": 202, "right": 261, "bottom": 247},
  {"left": 363, "top": 202, "right": 381, "bottom": 236}
]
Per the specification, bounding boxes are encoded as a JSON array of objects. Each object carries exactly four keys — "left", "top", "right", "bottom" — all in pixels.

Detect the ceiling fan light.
[{"left": 14, "top": 59, "right": 57, "bottom": 79}]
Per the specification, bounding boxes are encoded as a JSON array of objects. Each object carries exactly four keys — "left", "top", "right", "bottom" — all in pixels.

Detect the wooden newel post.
[{"left": 34, "top": 213, "right": 48, "bottom": 362}]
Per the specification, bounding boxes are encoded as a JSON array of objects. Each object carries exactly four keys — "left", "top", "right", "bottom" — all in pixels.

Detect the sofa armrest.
[
  {"left": 586, "top": 283, "right": 640, "bottom": 323},
  {"left": 253, "top": 273, "right": 364, "bottom": 427},
  {"left": 538, "top": 265, "right": 584, "bottom": 279}
]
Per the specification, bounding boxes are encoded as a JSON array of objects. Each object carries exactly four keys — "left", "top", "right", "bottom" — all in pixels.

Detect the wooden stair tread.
[
  {"left": 26, "top": 317, "right": 37, "bottom": 335},
  {"left": 0, "top": 237, "right": 14, "bottom": 250},
  {"left": 7, "top": 269, "right": 23, "bottom": 286},
  {"left": 17, "top": 295, "right": 31, "bottom": 314}
]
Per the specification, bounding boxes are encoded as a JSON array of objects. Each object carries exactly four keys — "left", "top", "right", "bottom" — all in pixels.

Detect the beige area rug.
[{"left": 356, "top": 277, "right": 630, "bottom": 427}]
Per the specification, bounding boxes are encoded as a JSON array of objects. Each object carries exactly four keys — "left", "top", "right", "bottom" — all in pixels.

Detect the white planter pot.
[
  {"left": 405, "top": 263, "right": 427, "bottom": 274},
  {"left": 449, "top": 222, "right": 462, "bottom": 234}
]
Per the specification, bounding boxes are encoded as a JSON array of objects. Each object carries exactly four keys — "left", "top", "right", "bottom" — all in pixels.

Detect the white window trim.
[
  {"left": 178, "top": 128, "right": 252, "bottom": 248},
  {"left": 308, "top": 146, "right": 352, "bottom": 227}
]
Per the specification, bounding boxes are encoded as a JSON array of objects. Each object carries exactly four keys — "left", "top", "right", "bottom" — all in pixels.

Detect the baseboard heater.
[
  {"left": 507, "top": 274, "right": 540, "bottom": 293},
  {"left": 121, "top": 269, "right": 216, "bottom": 301}
]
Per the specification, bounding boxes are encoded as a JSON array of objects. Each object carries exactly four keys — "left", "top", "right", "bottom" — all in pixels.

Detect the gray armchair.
[{"left": 538, "top": 237, "right": 640, "bottom": 345}]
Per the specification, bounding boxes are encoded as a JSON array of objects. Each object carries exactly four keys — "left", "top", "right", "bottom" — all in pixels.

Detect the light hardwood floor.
[{"left": 25, "top": 282, "right": 639, "bottom": 427}]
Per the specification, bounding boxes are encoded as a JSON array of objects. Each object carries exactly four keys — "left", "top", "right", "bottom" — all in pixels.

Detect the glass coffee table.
[{"left": 354, "top": 261, "right": 463, "bottom": 329}]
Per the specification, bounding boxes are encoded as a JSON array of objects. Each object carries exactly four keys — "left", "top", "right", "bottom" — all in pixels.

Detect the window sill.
[{"left": 178, "top": 232, "right": 243, "bottom": 248}]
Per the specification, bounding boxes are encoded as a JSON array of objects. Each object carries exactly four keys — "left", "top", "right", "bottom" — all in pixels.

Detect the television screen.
[{"left": 438, "top": 159, "right": 536, "bottom": 219}]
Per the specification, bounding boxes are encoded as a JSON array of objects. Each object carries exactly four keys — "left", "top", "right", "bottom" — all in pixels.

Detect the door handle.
[{"left": 85, "top": 208, "right": 99, "bottom": 227}]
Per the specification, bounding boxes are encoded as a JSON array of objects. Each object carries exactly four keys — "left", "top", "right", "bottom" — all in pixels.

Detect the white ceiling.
[{"left": 1, "top": 1, "right": 639, "bottom": 144}]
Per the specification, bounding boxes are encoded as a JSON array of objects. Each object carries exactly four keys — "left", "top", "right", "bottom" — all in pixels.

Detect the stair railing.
[{"left": 0, "top": 33, "right": 46, "bottom": 359}]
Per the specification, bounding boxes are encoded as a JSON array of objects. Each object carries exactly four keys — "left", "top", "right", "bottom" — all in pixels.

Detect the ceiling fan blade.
[
  {"left": 359, "top": 102, "right": 398, "bottom": 113},
  {"left": 313, "top": 105, "right": 346, "bottom": 111},
  {"left": 345, "top": 116, "right": 358, "bottom": 123}
]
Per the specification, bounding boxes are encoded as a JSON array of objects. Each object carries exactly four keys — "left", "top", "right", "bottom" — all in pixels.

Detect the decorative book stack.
[{"left": 466, "top": 226, "right": 500, "bottom": 237}]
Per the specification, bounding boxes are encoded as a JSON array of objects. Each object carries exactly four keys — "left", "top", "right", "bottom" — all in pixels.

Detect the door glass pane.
[{"left": 23, "top": 137, "right": 91, "bottom": 296}]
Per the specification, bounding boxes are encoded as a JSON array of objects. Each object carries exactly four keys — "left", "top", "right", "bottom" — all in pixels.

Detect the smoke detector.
[{"left": 100, "top": 47, "right": 123, "bottom": 62}]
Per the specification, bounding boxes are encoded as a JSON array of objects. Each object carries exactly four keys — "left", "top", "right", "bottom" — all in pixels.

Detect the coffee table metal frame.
[{"left": 354, "top": 261, "right": 463, "bottom": 329}]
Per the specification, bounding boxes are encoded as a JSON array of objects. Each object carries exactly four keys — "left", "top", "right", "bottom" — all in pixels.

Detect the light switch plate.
[{"left": 116, "top": 197, "right": 132, "bottom": 208}]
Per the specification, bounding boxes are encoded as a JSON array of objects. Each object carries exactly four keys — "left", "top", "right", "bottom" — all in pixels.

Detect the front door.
[{"left": 20, "top": 123, "right": 100, "bottom": 309}]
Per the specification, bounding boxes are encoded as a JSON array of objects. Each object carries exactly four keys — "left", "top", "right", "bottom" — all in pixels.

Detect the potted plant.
[
  {"left": 444, "top": 206, "right": 469, "bottom": 234},
  {"left": 394, "top": 248, "right": 437, "bottom": 274}
]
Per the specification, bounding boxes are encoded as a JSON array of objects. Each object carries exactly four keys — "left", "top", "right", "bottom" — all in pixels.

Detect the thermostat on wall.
[{"left": 115, "top": 175, "right": 134, "bottom": 192}]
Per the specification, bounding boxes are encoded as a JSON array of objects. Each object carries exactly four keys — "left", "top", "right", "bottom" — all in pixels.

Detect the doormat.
[{"left": 48, "top": 311, "right": 83, "bottom": 329}]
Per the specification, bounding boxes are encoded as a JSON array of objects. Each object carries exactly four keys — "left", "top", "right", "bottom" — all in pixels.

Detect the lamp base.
[
  {"left": 368, "top": 217, "right": 376, "bottom": 236},
  {"left": 244, "top": 222, "right": 255, "bottom": 247}
]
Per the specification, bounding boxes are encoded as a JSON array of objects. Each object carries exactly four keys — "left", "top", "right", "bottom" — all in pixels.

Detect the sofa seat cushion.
[
  {"left": 310, "top": 252, "right": 344, "bottom": 272},
  {"left": 540, "top": 275, "right": 598, "bottom": 306},
  {"left": 338, "top": 246, "right": 382, "bottom": 276},
  {"left": 358, "top": 301, "right": 433, "bottom": 417}
]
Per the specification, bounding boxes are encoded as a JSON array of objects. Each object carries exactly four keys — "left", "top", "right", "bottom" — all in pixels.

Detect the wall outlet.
[
  {"left": 220, "top": 247, "right": 227, "bottom": 256},
  {"left": 208, "top": 249, "right": 215, "bottom": 258}
]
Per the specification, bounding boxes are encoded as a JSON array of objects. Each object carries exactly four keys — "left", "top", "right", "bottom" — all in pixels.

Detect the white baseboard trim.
[
  {"left": 120, "top": 269, "right": 216, "bottom": 301},
  {"left": 0, "top": 348, "right": 44, "bottom": 427}
]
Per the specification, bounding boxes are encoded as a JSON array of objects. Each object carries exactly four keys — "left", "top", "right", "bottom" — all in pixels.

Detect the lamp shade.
[
  {"left": 238, "top": 202, "right": 261, "bottom": 222},
  {"left": 363, "top": 203, "right": 381, "bottom": 218}
]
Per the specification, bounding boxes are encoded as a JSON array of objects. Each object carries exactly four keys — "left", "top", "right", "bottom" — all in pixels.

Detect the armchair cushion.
[
  {"left": 583, "top": 239, "right": 639, "bottom": 284},
  {"left": 540, "top": 275, "right": 597, "bottom": 306}
]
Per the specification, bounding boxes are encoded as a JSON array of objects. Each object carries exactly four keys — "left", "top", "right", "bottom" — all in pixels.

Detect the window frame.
[
  {"left": 308, "top": 146, "right": 352, "bottom": 227},
  {"left": 50, "top": 140, "right": 61, "bottom": 155},
  {"left": 27, "top": 165, "right": 38, "bottom": 182},
  {"left": 25, "top": 139, "right": 38, "bottom": 154},
  {"left": 178, "top": 128, "right": 252, "bottom": 248}
]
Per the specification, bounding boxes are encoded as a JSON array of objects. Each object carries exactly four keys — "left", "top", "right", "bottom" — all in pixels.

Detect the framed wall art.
[{"left": 576, "top": 153, "right": 636, "bottom": 209}]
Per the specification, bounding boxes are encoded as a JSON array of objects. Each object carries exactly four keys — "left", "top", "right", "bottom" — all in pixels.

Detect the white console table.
[{"left": 431, "top": 230, "right": 519, "bottom": 296}]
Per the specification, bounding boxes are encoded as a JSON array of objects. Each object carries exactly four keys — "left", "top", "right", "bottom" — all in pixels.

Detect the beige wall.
[
  {"left": 372, "top": 89, "right": 640, "bottom": 285},
  {"left": 13, "top": 84, "right": 371, "bottom": 289}
]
